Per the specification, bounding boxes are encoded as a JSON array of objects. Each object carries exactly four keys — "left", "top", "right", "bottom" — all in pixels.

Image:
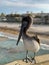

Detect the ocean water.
[{"left": 0, "top": 32, "right": 49, "bottom": 64}]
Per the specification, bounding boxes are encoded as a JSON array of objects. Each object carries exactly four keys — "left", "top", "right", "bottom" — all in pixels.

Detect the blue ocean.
[{"left": 0, "top": 32, "right": 49, "bottom": 64}]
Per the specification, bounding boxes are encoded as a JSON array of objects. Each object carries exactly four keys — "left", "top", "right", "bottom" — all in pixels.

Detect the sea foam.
[{"left": 40, "top": 43, "right": 49, "bottom": 50}]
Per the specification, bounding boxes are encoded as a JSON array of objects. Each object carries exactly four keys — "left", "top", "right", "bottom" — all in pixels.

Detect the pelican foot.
[
  {"left": 31, "top": 57, "right": 36, "bottom": 64},
  {"left": 23, "top": 57, "right": 32, "bottom": 63}
]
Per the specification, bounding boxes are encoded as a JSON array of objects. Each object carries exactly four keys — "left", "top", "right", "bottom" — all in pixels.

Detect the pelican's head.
[
  {"left": 21, "top": 16, "right": 32, "bottom": 30},
  {"left": 16, "top": 16, "right": 32, "bottom": 45}
]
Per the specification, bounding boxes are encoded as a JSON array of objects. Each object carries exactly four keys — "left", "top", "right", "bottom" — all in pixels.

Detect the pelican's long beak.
[
  {"left": 16, "top": 25, "right": 23, "bottom": 45},
  {"left": 16, "top": 21, "right": 27, "bottom": 45}
]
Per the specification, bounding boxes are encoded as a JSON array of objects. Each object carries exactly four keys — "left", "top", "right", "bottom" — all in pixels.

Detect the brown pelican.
[{"left": 16, "top": 16, "right": 40, "bottom": 63}]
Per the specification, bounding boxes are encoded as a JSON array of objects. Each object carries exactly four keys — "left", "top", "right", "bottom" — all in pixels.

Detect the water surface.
[{"left": 0, "top": 27, "right": 49, "bottom": 64}]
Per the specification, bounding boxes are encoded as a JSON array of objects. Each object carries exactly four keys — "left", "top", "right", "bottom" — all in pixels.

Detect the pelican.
[{"left": 16, "top": 16, "right": 40, "bottom": 63}]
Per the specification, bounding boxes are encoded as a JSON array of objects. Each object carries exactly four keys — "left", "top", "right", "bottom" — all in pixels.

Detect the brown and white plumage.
[{"left": 16, "top": 16, "right": 40, "bottom": 63}]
